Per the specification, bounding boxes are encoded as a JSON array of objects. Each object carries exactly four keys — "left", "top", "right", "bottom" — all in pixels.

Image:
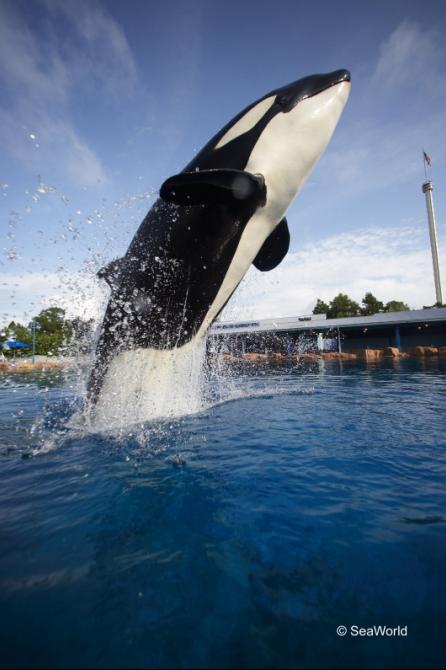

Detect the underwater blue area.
[{"left": 1, "top": 359, "right": 446, "bottom": 669}]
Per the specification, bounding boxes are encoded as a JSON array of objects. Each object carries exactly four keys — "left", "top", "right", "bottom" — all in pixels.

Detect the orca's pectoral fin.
[
  {"left": 160, "top": 169, "right": 266, "bottom": 207},
  {"left": 97, "top": 258, "right": 125, "bottom": 287},
  {"left": 253, "top": 217, "right": 290, "bottom": 272}
]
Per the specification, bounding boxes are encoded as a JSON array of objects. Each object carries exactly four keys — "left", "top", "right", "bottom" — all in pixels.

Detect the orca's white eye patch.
[{"left": 215, "top": 95, "right": 276, "bottom": 149}]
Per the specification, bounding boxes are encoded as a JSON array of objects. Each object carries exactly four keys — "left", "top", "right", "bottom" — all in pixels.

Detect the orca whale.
[{"left": 87, "top": 69, "right": 351, "bottom": 412}]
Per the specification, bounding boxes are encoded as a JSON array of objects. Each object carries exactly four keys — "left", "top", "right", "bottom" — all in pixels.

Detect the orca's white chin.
[{"left": 247, "top": 80, "right": 350, "bottom": 222}]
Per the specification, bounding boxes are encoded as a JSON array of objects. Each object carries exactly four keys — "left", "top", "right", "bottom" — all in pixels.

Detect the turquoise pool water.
[{"left": 1, "top": 359, "right": 445, "bottom": 668}]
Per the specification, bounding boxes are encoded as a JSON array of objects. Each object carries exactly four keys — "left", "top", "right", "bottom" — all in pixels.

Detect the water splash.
[
  {"left": 18, "top": 346, "right": 316, "bottom": 458},
  {"left": 77, "top": 334, "right": 315, "bottom": 436}
]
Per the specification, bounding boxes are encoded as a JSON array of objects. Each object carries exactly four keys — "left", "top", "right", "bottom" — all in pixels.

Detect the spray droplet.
[{"left": 36, "top": 178, "right": 56, "bottom": 194}]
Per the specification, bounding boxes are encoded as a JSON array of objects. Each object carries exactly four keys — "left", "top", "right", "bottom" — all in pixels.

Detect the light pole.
[{"left": 30, "top": 320, "right": 37, "bottom": 364}]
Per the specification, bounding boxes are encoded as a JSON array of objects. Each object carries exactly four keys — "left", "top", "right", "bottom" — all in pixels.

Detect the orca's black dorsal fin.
[
  {"left": 160, "top": 169, "right": 266, "bottom": 207},
  {"left": 97, "top": 258, "right": 125, "bottom": 287},
  {"left": 253, "top": 217, "right": 290, "bottom": 272}
]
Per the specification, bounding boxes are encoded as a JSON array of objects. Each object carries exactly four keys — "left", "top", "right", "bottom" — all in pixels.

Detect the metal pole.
[
  {"left": 32, "top": 320, "right": 36, "bottom": 364},
  {"left": 422, "top": 181, "right": 443, "bottom": 305},
  {"left": 337, "top": 327, "right": 342, "bottom": 354}
]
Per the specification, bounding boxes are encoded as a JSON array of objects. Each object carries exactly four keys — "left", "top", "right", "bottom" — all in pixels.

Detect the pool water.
[{"left": 1, "top": 359, "right": 446, "bottom": 668}]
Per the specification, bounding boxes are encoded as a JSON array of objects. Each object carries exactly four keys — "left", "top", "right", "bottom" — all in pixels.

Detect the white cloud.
[
  {"left": 46, "top": 0, "right": 138, "bottom": 97},
  {"left": 0, "top": 0, "right": 139, "bottom": 187},
  {"left": 221, "top": 226, "right": 446, "bottom": 321},
  {"left": 0, "top": 271, "right": 107, "bottom": 325},
  {"left": 372, "top": 19, "right": 445, "bottom": 96},
  {"left": 57, "top": 123, "right": 108, "bottom": 187}
]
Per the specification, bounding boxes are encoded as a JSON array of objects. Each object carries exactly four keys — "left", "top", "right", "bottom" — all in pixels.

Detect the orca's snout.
[
  {"left": 331, "top": 68, "right": 351, "bottom": 84},
  {"left": 274, "top": 68, "right": 351, "bottom": 112}
]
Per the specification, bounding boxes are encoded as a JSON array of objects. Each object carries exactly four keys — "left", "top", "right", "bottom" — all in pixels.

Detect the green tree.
[
  {"left": 360, "top": 292, "right": 384, "bottom": 316},
  {"left": 34, "top": 307, "right": 70, "bottom": 334},
  {"left": 313, "top": 298, "right": 330, "bottom": 315},
  {"left": 33, "top": 307, "right": 73, "bottom": 356},
  {"left": 328, "top": 293, "right": 360, "bottom": 318},
  {"left": 384, "top": 300, "right": 410, "bottom": 312}
]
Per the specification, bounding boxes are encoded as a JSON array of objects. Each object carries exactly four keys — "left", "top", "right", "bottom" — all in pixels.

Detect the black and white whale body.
[{"left": 87, "top": 70, "right": 351, "bottom": 420}]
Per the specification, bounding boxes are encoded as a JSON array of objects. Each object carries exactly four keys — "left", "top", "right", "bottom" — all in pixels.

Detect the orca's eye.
[
  {"left": 276, "top": 94, "right": 301, "bottom": 112},
  {"left": 276, "top": 95, "right": 289, "bottom": 107}
]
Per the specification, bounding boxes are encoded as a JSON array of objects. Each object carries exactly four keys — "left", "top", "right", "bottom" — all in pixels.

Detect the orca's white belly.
[{"left": 90, "top": 338, "right": 207, "bottom": 430}]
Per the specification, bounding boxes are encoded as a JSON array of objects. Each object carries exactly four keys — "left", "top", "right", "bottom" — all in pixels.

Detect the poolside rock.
[
  {"left": 322, "top": 352, "right": 357, "bottom": 360},
  {"left": 1, "top": 360, "right": 66, "bottom": 373},
  {"left": 298, "top": 353, "right": 322, "bottom": 361},
  {"left": 384, "top": 347, "right": 401, "bottom": 357},
  {"left": 243, "top": 353, "right": 269, "bottom": 362},
  {"left": 415, "top": 346, "right": 438, "bottom": 356},
  {"left": 361, "top": 348, "right": 383, "bottom": 361}
]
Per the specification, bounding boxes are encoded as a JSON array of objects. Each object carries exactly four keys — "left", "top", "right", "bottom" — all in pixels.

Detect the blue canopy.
[{"left": 5, "top": 340, "right": 30, "bottom": 349}]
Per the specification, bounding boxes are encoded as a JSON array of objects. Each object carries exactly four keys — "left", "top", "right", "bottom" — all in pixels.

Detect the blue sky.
[{"left": 1, "top": 0, "right": 446, "bottom": 324}]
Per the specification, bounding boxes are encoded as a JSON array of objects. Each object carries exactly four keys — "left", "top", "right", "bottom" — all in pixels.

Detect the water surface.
[{"left": 1, "top": 359, "right": 446, "bottom": 668}]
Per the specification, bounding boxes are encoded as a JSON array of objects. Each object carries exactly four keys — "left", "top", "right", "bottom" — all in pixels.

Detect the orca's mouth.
[
  {"left": 302, "top": 69, "right": 351, "bottom": 101},
  {"left": 275, "top": 69, "right": 351, "bottom": 112},
  {"left": 318, "top": 69, "right": 351, "bottom": 91}
]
